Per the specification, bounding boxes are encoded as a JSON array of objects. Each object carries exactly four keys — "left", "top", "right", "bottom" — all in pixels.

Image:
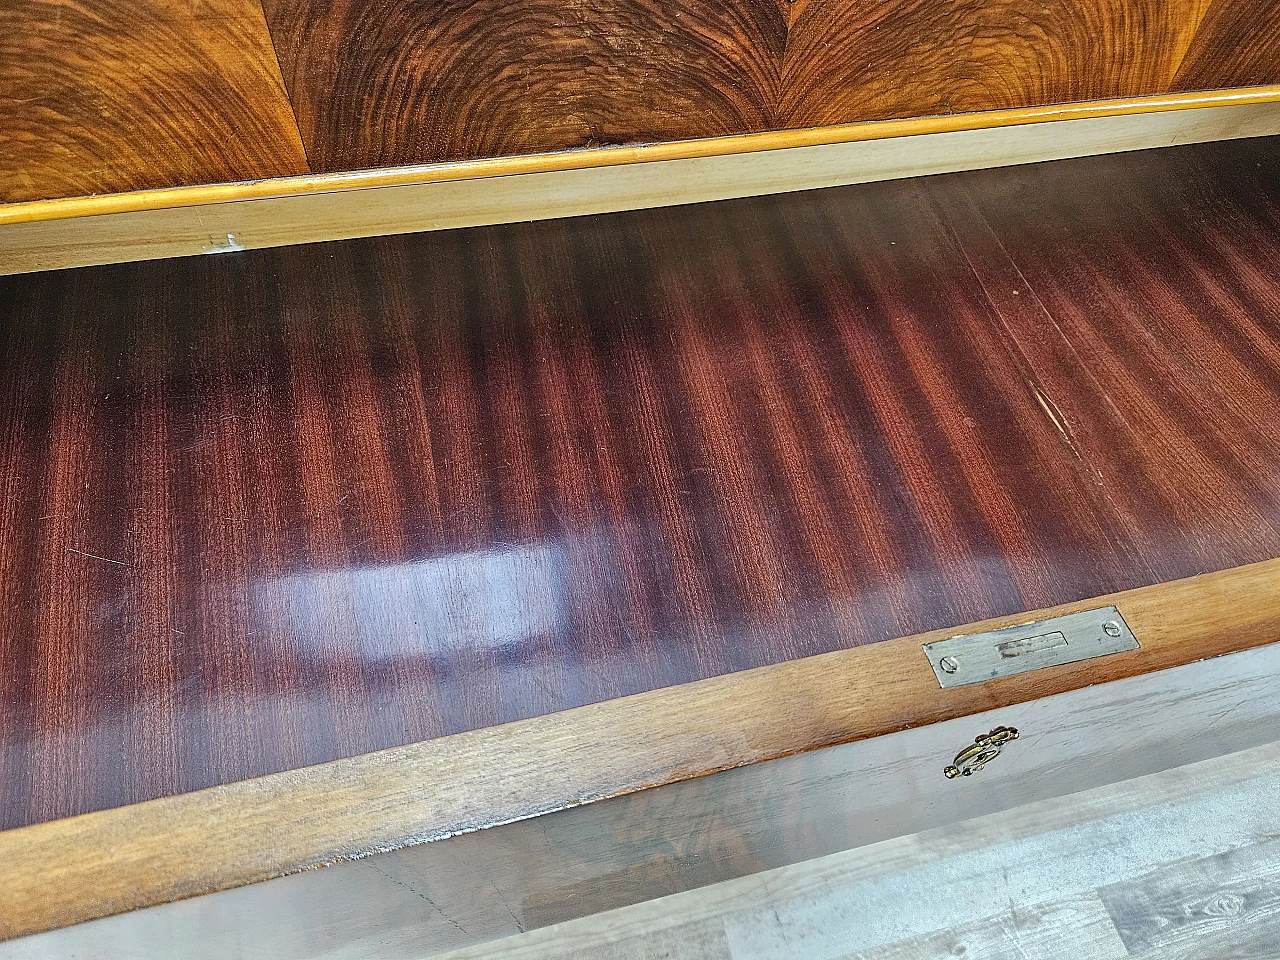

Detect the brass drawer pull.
[{"left": 944, "top": 726, "right": 1019, "bottom": 778}]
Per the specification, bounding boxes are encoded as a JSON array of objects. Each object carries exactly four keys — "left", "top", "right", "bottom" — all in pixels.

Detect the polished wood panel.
[
  {"left": 0, "top": 0, "right": 310, "bottom": 203},
  {"left": 259, "top": 0, "right": 1280, "bottom": 170},
  {"left": 780, "top": 0, "right": 1208, "bottom": 127},
  {"left": 3, "top": 139, "right": 1280, "bottom": 833},
  {"left": 261, "top": 0, "right": 783, "bottom": 170},
  {"left": 1174, "top": 3, "right": 1280, "bottom": 90},
  {"left": 3, "top": 576, "right": 1280, "bottom": 945},
  {"left": 940, "top": 146, "right": 1280, "bottom": 572},
  {"left": 2, "top": 0, "right": 1277, "bottom": 206},
  {"left": 7, "top": 98, "right": 1280, "bottom": 275}
]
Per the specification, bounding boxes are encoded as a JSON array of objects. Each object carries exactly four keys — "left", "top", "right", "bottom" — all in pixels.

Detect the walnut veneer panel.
[
  {"left": 0, "top": 0, "right": 310, "bottom": 203},
  {"left": 1174, "top": 3, "right": 1280, "bottom": 90},
  {"left": 261, "top": 0, "right": 1280, "bottom": 171},
  {"left": 2, "top": 138, "right": 1280, "bottom": 830},
  {"left": 2, "top": 0, "right": 1277, "bottom": 203},
  {"left": 261, "top": 0, "right": 787, "bottom": 170},
  {"left": 780, "top": 0, "right": 1212, "bottom": 127}
]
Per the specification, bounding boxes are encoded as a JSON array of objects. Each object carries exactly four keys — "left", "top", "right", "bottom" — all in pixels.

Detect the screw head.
[
  {"left": 1102, "top": 620, "right": 1122, "bottom": 637},
  {"left": 939, "top": 655, "right": 960, "bottom": 674}
]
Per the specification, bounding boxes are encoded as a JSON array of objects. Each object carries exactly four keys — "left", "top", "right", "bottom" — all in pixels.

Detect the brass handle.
[{"left": 944, "top": 726, "right": 1019, "bottom": 779}]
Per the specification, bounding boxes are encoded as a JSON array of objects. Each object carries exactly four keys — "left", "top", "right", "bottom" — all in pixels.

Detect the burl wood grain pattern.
[
  {"left": 2, "top": 138, "right": 1280, "bottom": 830},
  {"left": 4, "top": 0, "right": 1278, "bottom": 203},
  {"left": 260, "top": 0, "right": 1280, "bottom": 171},
  {"left": 0, "top": 0, "right": 310, "bottom": 203}
]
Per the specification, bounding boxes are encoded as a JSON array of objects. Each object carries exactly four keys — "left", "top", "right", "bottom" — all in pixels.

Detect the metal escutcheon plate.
[{"left": 923, "top": 606, "right": 1140, "bottom": 688}]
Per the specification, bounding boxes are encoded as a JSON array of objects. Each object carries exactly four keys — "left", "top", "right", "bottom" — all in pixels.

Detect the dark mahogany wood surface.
[
  {"left": 2, "top": 138, "right": 1280, "bottom": 829},
  {"left": 262, "top": 0, "right": 1280, "bottom": 171}
]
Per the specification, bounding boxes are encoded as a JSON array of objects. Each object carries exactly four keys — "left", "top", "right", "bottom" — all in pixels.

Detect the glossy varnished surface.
[
  {"left": 3, "top": 0, "right": 1280, "bottom": 203},
  {"left": 0, "top": 0, "right": 310, "bottom": 203},
  {"left": 263, "top": 0, "right": 1280, "bottom": 171},
  {"left": 1176, "top": 3, "right": 1280, "bottom": 90},
  {"left": 2, "top": 139, "right": 1280, "bottom": 829}
]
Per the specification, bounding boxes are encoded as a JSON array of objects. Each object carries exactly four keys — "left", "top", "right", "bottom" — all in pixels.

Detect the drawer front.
[{"left": 9, "top": 641, "right": 1280, "bottom": 960}]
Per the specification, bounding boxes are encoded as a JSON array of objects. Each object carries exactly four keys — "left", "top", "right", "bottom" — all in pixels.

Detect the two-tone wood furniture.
[{"left": 2, "top": 2, "right": 1280, "bottom": 955}]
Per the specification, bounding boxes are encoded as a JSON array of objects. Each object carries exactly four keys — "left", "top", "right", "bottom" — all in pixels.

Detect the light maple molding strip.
[
  {"left": 2, "top": 559, "right": 1280, "bottom": 941},
  {"left": 2, "top": 88, "right": 1280, "bottom": 275}
]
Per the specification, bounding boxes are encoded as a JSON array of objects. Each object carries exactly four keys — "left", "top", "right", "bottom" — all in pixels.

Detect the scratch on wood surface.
[{"left": 66, "top": 546, "right": 128, "bottom": 566}]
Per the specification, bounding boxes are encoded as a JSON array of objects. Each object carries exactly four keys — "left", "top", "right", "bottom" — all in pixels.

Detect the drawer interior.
[{"left": 2, "top": 135, "right": 1280, "bottom": 946}]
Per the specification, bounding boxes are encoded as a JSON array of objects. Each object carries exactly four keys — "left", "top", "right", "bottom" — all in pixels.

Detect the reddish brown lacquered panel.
[
  {"left": 1, "top": 138, "right": 1280, "bottom": 829},
  {"left": 939, "top": 142, "right": 1280, "bottom": 574}
]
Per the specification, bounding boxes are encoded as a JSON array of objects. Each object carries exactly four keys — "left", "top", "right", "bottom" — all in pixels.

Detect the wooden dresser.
[{"left": 1, "top": 2, "right": 1279, "bottom": 955}]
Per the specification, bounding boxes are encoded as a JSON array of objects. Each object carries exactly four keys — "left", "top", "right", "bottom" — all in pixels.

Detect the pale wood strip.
[
  {"left": 841, "top": 895, "right": 1129, "bottom": 960},
  {"left": 2, "top": 99, "right": 1278, "bottom": 275}
]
